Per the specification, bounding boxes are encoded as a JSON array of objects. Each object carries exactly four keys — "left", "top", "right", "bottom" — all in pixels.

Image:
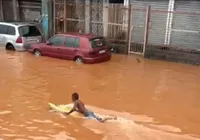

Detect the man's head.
[{"left": 72, "top": 92, "right": 79, "bottom": 102}]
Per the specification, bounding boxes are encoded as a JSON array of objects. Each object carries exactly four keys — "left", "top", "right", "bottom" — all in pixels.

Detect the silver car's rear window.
[{"left": 18, "top": 25, "right": 41, "bottom": 37}]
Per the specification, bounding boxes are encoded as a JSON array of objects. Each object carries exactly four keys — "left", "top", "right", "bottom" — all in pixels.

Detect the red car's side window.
[
  {"left": 49, "top": 35, "right": 65, "bottom": 46},
  {"left": 64, "top": 36, "right": 80, "bottom": 48}
]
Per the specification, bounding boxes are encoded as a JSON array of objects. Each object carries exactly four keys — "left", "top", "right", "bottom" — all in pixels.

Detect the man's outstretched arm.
[{"left": 65, "top": 102, "right": 77, "bottom": 115}]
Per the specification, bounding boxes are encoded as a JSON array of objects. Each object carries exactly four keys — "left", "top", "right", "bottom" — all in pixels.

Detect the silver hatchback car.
[{"left": 0, "top": 22, "right": 42, "bottom": 51}]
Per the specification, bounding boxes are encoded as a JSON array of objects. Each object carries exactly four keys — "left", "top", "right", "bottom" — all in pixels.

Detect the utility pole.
[{"left": 126, "top": 0, "right": 131, "bottom": 54}]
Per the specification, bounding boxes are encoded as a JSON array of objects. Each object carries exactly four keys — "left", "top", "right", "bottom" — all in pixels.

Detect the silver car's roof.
[{"left": 0, "top": 21, "right": 36, "bottom": 27}]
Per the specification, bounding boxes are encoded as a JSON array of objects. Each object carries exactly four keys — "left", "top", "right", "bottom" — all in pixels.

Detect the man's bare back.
[{"left": 73, "top": 100, "right": 88, "bottom": 116}]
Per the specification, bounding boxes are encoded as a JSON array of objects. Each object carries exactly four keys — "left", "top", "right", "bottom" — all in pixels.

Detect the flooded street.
[{"left": 0, "top": 49, "right": 200, "bottom": 140}]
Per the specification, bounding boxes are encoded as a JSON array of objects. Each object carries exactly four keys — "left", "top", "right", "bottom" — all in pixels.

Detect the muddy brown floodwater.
[{"left": 0, "top": 49, "right": 200, "bottom": 140}]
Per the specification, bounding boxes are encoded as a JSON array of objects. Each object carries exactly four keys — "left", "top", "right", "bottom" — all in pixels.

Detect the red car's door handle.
[
  {"left": 73, "top": 49, "right": 77, "bottom": 51},
  {"left": 57, "top": 48, "right": 60, "bottom": 50}
]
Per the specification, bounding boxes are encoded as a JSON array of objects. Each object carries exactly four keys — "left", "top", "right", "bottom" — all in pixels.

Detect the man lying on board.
[{"left": 65, "top": 92, "right": 116, "bottom": 123}]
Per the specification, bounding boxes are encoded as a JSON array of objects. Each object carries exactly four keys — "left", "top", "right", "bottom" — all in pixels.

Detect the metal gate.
[
  {"left": 90, "top": 0, "right": 103, "bottom": 36},
  {"left": 19, "top": 0, "right": 42, "bottom": 22},
  {"left": 128, "top": 6, "right": 148, "bottom": 55},
  {"left": 53, "top": 0, "right": 78, "bottom": 33}
]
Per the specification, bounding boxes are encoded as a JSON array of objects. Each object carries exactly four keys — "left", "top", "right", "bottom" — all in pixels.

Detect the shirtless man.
[{"left": 65, "top": 93, "right": 116, "bottom": 123}]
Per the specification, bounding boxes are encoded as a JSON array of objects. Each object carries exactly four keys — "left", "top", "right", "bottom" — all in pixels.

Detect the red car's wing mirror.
[{"left": 46, "top": 41, "right": 52, "bottom": 45}]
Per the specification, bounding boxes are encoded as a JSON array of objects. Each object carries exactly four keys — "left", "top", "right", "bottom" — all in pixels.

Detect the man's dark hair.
[{"left": 72, "top": 92, "right": 79, "bottom": 100}]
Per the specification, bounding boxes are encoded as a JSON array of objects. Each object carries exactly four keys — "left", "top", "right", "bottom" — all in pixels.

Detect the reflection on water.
[{"left": 0, "top": 49, "right": 200, "bottom": 140}]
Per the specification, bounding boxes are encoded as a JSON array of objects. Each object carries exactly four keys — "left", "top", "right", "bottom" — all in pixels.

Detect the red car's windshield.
[{"left": 90, "top": 37, "right": 106, "bottom": 48}]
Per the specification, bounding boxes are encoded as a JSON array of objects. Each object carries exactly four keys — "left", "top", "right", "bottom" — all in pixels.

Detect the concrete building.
[{"left": 0, "top": 0, "right": 200, "bottom": 50}]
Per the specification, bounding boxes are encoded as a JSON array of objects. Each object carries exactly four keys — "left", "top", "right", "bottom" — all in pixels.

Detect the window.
[
  {"left": 0, "top": 25, "right": 15, "bottom": 35},
  {"left": 18, "top": 25, "right": 41, "bottom": 37},
  {"left": 7, "top": 26, "right": 16, "bottom": 35},
  {"left": 74, "top": 38, "right": 80, "bottom": 48},
  {"left": 49, "top": 35, "right": 65, "bottom": 46},
  {"left": 65, "top": 37, "right": 80, "bottom": 48},
  {"left": 90, "top": 37, "right": 106, "bottom": 48},
  {"left": 0, "top": 25, "right": 8, "bottom": 34}
]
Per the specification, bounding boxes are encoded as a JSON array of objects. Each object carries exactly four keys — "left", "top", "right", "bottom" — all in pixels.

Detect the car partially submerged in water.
[
  {"left": 0, "top": 21, "right": 42, "bottom": 51},
  {"left": 29, "top": 33, "right": 111, "bottom": 64}
]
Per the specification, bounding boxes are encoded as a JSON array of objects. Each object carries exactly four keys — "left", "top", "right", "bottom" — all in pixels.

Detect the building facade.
[
  {"left": 130, "top": 0, "right": 200, "bottom": 50},
  {"left": 0, "top": 0, "right": 42, "bottom": 22}
]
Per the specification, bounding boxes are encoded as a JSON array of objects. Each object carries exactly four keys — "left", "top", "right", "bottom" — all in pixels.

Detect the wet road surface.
[{"left": 0, "top": 49, "right": 200, "bottom": 140}]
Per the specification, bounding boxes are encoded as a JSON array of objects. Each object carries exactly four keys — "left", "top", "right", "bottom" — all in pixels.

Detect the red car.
[{"left": 29, "top": 33, "right": 111, "bottom": 63}]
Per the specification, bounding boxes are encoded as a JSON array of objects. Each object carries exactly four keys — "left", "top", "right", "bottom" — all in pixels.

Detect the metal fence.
[
  {"left": 53, "top": 0, "right": 200, "bottom": 55},
  {"left": 53, "top": 0, "right": 129, "bottom": 54}
]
